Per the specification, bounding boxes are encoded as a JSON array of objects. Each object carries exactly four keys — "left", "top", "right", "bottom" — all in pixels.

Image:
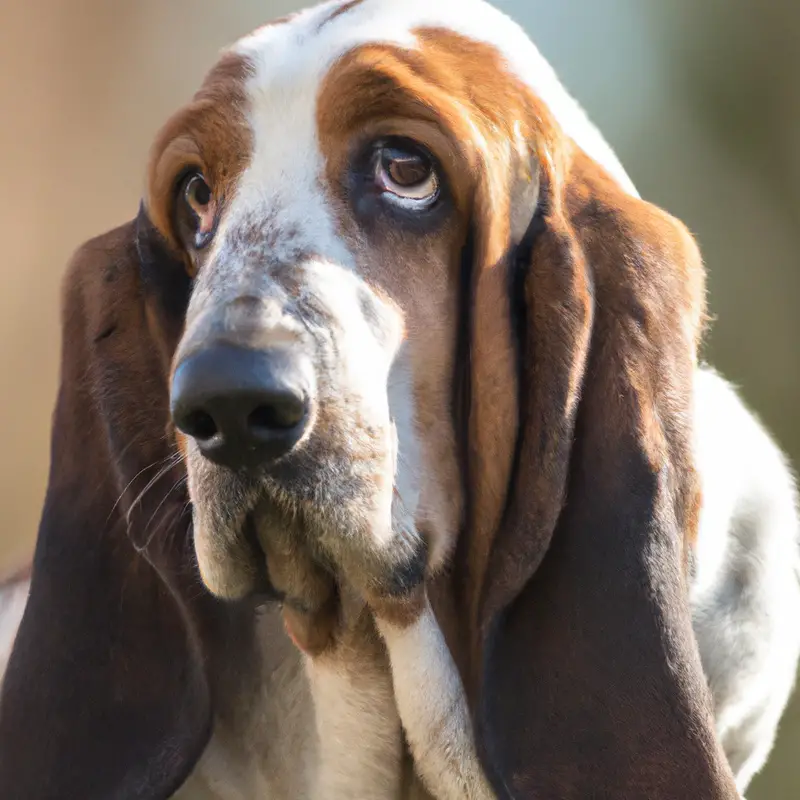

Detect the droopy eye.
[
  {"left": 176, "top": 171, "right": 216, "bottom": 249},
  {"left": 374, "top": 142, "right": 439, "bottom": 208}
]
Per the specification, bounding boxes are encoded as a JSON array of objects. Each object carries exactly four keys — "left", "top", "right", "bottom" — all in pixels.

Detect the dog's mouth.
[
  {"left": 184, "top": 397, "right": 415, "bottom": 607},
  {"left": 239, "top": 512, "right": 285, "bottom": 603},
  {"left": 187, "top": 447, "right": 384, "bottom": 602}
]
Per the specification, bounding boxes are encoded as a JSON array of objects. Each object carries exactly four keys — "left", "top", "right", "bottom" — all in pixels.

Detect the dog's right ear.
[{"left": 0, "top": 216, "right": 211, "bottom": 799}]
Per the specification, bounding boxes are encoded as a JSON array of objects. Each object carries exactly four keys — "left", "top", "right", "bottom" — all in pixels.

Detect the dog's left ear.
[
  {"left": 458, "top": 144, "right": 739, "bottom": 797},
  {"left": 0, "top": 211, "right": 211, "bottom": 800}
]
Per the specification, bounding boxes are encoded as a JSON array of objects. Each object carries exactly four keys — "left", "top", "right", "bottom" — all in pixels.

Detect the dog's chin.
[
  {"left": 190, "top": 475, "right": 378, "bottom": 603},
  {"left": 186, "top": 418, "right": 399, "bottom": 603}
]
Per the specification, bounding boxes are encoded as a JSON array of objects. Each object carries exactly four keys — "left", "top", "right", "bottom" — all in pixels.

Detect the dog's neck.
[{"left": 185, "top": 602, "right": 424, "bottom": 800}]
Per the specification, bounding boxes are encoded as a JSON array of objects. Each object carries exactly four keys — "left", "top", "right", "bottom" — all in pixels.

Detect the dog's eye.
[
  {"left": 176, "top": 172, "right": 216, "bottom": 249},
  {"left": 185, "top": 174, "right": 212, "bottom": 214},
  {"left": 374, "top": 144, "right": 439, "bottom": 207}
]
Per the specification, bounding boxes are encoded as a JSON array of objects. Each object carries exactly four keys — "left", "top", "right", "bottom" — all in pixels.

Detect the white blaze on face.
[
  {"left": 387, "top": 346, "right": 423, "bottom": 541},
  {"left": 302, "top": 259, "right": 407, "bottom": 545}
]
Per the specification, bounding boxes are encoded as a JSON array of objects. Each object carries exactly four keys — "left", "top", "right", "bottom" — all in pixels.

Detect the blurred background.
[{"left": 1, "top": 0, "right": 797, "bottom": 794}]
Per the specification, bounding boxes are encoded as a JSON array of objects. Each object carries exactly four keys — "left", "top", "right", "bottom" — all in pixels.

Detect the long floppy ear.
[
  {"left": 0, "top": 214, "right": 212, "bottom": 799},
  {"left": 463, "top": 149, "right": 739, "bottom": 797}
]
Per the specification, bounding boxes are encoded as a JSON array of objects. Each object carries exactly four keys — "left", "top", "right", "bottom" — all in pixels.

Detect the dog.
[{"left": 1, "top": 2, "right": 797, "bottom": 798}]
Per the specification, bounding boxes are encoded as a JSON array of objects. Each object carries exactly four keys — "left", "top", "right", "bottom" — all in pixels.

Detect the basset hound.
[{"left": 1, "top": 1, "right": 798, "bottom": 798}]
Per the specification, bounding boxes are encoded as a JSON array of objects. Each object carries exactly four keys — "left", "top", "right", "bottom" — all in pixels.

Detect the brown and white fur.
[{"left": 1, "top": 1, "right": 797, "bottom": 798}]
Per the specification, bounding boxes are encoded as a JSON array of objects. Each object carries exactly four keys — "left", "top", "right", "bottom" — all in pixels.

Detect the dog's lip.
[{"left": 240, "top": 512, "right": 285, "bottom": 605}]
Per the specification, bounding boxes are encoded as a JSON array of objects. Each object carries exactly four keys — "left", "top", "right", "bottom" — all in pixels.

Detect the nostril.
[
  {"left": 247, "top": 397, "right": 306, "bottom": 433},
  {"left": 182, "top": 409, "right": 219, "bottom": 441}
]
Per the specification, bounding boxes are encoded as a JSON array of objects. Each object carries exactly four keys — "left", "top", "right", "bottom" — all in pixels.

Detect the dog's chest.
[{"left": 178, "top": 605, "right": 430, "bottom": 800}]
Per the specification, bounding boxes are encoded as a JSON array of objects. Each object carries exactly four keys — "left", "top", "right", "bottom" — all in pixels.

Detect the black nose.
[{"left": 170, "top": 343, "right": 312, "bottom": 469}]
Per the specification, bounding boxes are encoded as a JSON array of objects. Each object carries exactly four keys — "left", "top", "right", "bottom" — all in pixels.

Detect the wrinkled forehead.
[
  {"left": 147, "top": 0, "right": 637, "bottom": 251},
  {"left": 227, "top": 0, "right": 636, "bottom": 193}
]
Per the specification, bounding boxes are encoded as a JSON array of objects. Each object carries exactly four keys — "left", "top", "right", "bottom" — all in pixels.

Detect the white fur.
[
  {"left": 691, "top": 367, "right": 800, "bottom": 793},
  {"left": 177, "top": 610, "right": 316, "bottom": 800},
  {"left": 388, "top": 345, "right": 424, "bottom": 549},
  {"left": 0, "top": 577, "right": 28, "bottom": 683},
  {"left": 176, "top": 605, "right": 407, "bottom": 800},
  {"left": 377, "top": 601, "right": 495, "bottom": 799},
  {"left": 304, "top": 646, "right": 404, "bottom": 798}
]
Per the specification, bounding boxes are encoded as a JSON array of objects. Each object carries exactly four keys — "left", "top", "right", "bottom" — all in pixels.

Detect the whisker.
[
  {"left": 133, "top": 505, "right": 183, "bottom": 557},
  {"left": 125, "top": 451, "right": 184, "bottom": 528},
  {"left": 136, "top": 475, "right": 189, "bottom": 552},
  {"left": 106, "top": 453, "right": 178, "bottom": 529}
]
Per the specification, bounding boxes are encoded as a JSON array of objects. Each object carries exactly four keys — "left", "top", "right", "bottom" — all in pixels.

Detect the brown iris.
[
  {"left": 375, "top": 144, "right": 439, "bottom": 205},
  {"left": 176, "top": 172, "right": 216, "bottom": 249}
]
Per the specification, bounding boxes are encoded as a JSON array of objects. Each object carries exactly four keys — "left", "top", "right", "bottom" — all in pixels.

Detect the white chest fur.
[{"left": 180, "top": 606, "right": 420, "bottom": 800}]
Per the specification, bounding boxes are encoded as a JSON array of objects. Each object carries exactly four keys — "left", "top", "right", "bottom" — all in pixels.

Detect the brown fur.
[
  {"left": 0, "top": 222, "right": 215, "bottom": 797},
  {"left": 147, "top": 51, "right": 253, "bottom": 264}
]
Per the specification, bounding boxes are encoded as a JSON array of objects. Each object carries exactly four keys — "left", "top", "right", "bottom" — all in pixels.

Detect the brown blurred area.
[{"left": 0, "top": 1, "right": 797, "bottom": 795}]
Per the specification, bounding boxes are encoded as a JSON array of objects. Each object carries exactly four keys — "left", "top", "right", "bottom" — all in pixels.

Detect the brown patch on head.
[
  {"left": 317, "top": 29, "right": 561, "bottom": 220},
  {"left": 147, "top": 50, "right": 254, "bottom": 258}
]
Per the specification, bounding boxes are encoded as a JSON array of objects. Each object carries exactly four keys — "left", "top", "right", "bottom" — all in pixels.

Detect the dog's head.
[{"left": 148, "top": 2, "right": 635, "bottom": 607}]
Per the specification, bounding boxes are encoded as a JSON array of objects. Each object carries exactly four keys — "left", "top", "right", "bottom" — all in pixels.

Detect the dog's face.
[
  {"left": 148, "top": 3, "right": 540, "bottom": 602},
  {"left": 147, "top": 0, "right": 601, "bottom": 609}
]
